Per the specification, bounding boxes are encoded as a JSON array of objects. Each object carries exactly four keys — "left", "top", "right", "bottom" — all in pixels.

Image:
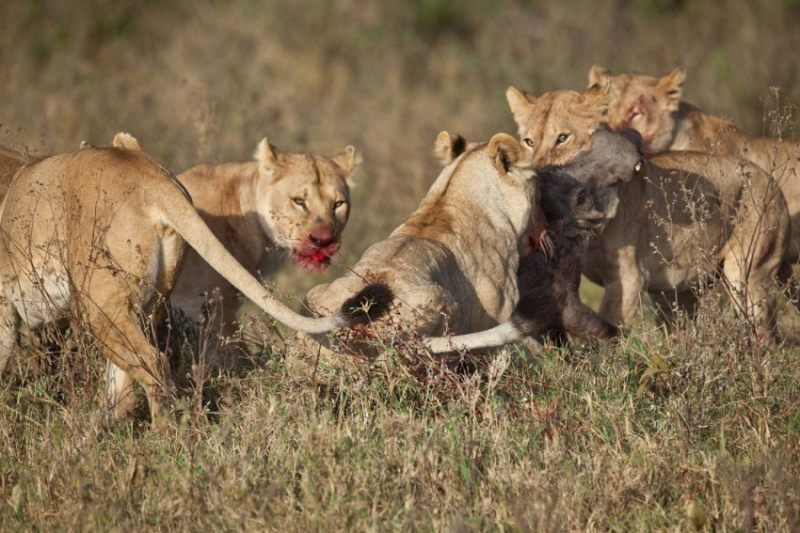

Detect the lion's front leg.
[{"left": 598, "top": 245, "right": 644, "bottom": 326}]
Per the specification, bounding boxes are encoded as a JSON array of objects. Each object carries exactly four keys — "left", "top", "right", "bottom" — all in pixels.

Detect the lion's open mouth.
[{"left": 293, "top": 240, "right": 341, "bottom": 271}]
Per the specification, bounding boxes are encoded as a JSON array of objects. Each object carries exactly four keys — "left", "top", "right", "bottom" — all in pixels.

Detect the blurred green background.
[{"left": 2, "top": 0, "right": 799, "bottom": 300}]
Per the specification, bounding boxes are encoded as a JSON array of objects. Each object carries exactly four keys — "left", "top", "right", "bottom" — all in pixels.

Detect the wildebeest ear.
[
  {"left": 658, "top": 67, "right": 685, "bottom": 110},
  {"left": 588, "top": 64, "right": 612, "bottom": 88},
  {"left": 432, "top": 131, "right": 467, "bottom": 165},
  {"left": 112, "top": 132, "right": 143, "bottom": 151},
  {"left": 489, "top": 133, "right": 529, "bottom": 176},
  {"left": 506, "top": 86, "right": 535, "bottom": 125}
]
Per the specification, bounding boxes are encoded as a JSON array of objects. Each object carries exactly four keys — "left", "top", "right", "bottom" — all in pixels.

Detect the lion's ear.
[
  {"left": 588, "top": 64, "right": 612, "bottom": 88},
  {"left": 506, "top": 86, "right": 534, "bottom": 125},
  {"left": 112, "top": 132, "right": 143, "bottom": 151},
  {"left": 333, "top": 145, "right": 361, "bottom": 173},
  {"left": 254, "top": 137, "right": 281, "bottom": 178},
  {"left": 432, "top": 131, "right": 467, "bottom": 166},
  {"left": 489, "top": 133, "right": 530, "bottom": 177},
  {"left": 583, "top": 83, "right": 611, "bottom": 125},
  {"left": 333, "top": 145, "right": 363, "bottom": 187},
  {"left": 658, "top": 67, "right": 685, "bottom": 110}
]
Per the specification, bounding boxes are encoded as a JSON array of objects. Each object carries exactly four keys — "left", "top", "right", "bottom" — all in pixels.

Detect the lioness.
[
  {"left": 171, "top": 138, "right": 359, "bottom": 339},
  {"left": 588, "top": 65, "right": 800, "bottom": 264},
  {"left": 424, "top": 129, "right": 643, "bottom": 353},
  {"left": 297, "top": 132, "right": 538, "bottom": 362},
  {"left": 0, "top": 133, "right": 389, "bottom": 428},
  {"left": 506, "top": 86, "right": 791, "bottom": 335}
]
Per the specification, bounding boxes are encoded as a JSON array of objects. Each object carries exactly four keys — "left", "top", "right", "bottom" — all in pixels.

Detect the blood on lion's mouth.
[
  {"left": 294, "top": 251, "right": 332, "bottom": 271},
  {"left": 292, "top": 241, "right": 341, "bottom": 271}
]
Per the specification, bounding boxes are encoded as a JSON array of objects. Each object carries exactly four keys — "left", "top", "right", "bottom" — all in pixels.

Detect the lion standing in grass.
[
  {"left": 506, "top": 86, "right": 791, "bottom": 336},
  {"left": 0, "top": 133, "right": 388, "bottom": 428},
  {"left": 588, "top": 65, "right": 800, "bottom": 266},
  {"left": 171, "top": 138, "right": 360, "bottom": 342}
]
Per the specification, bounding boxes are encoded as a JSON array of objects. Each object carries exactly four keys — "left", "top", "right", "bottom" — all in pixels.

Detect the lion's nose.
[{"left": 308, "top": 227, "right": 337, "bottom": 248}]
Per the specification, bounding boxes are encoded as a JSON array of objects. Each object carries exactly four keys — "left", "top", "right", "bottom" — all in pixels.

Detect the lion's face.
[
  {"left": 253, "top": 139, "right": 360, "bottom": 271},
  {"left": 506, "top": 85, "right": 610, "bottom": 167},
  {"left": 588, "top": 64, "right": 685, "bottom": 154}
]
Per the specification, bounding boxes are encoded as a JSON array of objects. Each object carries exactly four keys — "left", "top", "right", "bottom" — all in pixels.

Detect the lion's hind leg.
[
  {"left": 103, "top": 359, "right": 137, "bottom": 425},
  {"left": 0, "top": 295, "right": 20, "bottom": 374},
  {"left": 722, "top": 250, "right": 780, "bottom": 342},
  {"left": 86, "top": 301, "right": 175, "bottom": 429}
]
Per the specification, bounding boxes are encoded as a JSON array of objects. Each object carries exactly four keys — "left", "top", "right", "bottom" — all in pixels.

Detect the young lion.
[
  {"left": 424, "top": 129, "right": 644, "bottom": 353},
  {"left": 296, "top": 132, "right": 539, "bottom": 362},
  {"left": 0, "top": 133, "right": 389, "bottom": 428},
  {"left": 506, "top": 86, "right": 791, "bottom": 336},
  {"left": 171, "top": 139, "right": 360, "bottom": 339},
  {"left": 588, "top": 65, "right": 800, "bottom": 266}
]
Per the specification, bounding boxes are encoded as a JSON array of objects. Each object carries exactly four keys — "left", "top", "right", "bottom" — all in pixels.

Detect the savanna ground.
[{"left": 2, "top": 0, "right": 800, "bottom": 530}]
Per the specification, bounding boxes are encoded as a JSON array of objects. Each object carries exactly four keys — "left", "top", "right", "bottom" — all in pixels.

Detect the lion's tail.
[
  {"left": 152, "top": 186, "right": 393, "bottom": 334},
  {"left": 424, "top": 321, "right": 534, "bottom": 354}
]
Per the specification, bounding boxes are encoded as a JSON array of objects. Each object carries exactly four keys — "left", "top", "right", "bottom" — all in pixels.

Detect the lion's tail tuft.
[{"left": 337, "top": 282, "right": 395, "bottom": 326}]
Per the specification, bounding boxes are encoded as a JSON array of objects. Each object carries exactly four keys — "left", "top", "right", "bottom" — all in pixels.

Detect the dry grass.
[
  {"left": 2, "top": 0, "right": 800, "bottom": 530},
  {"left": 3, "top": 305, "right": 800, "bottom": 530}
]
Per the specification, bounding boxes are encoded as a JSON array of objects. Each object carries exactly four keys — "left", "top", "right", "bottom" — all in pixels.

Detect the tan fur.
[
  {"left": 509, "top": 88, "right": 791, "bottom": 336},
  {"left": 296, "top": 132, "right": 538, "bottom": 364},
  {"left": 171, "top": 138, "right": 359, "bottom": 338},
  {"left": 506, "top": 85, "right": 609, "bottom": 167},
  {"left": 0, "top": 147, "right": 42, "bottom": 199},
  {"left": 0, "top": 134, "right": 377, "bottom": 428},
  {"left": 589, "top": 65, "right": 800, "bottom": 263}
]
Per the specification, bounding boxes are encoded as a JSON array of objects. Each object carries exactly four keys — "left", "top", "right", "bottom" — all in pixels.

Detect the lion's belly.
[
  {"left": 7, "top": 264, "right": 71, "bottom": 329},
  {"left": 642, "top": 207, "right": 726, "bottom": 292},
  {"left": 645, "top": 264, "right": 702, "bottom": 293},
  {"left": 0, "top": 196, "right": 71, "bottom": 328}
]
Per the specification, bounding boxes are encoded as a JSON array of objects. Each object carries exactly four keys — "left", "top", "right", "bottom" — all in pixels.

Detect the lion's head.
[
  {"left": 253, "top": 138, "right": 360, "bottom": 271},
  {"left": 506, "top": 85, "right": 610, "bottom": 167},
  {"left": 429, "top": 130, "right": 543, "bottom": 255},
  {"left": 505, "top": 85, "right": 645, "bottom": 239},
  {"left": 588, "top": 64, "right": 685, "bottom": 153}
]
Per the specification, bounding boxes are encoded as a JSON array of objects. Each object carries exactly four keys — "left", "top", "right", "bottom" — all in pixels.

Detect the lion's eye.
[
  {"left": 523, "top": 138, "right": 534, "bottom": 148},
  {"left": 333, "top": 200, "right": 346, "bottom": 209},
  {"left": 292, "top": 198, "right": 306, "bottom": 207},
  {"left": 555, "top": 133, "right": 570, "bottom": 145},
  {"left": 576, "top": 189, "right": 591, "bottom": 207}
]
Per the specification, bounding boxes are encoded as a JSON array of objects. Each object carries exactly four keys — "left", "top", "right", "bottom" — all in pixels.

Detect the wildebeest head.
[{"left": 536, "top": 128, "right": 644, "bottom": 234}]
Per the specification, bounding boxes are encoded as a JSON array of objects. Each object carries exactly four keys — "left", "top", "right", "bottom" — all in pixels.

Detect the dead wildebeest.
[{"left": 424, "top": 128, "right": 644, "bottom": 353}]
